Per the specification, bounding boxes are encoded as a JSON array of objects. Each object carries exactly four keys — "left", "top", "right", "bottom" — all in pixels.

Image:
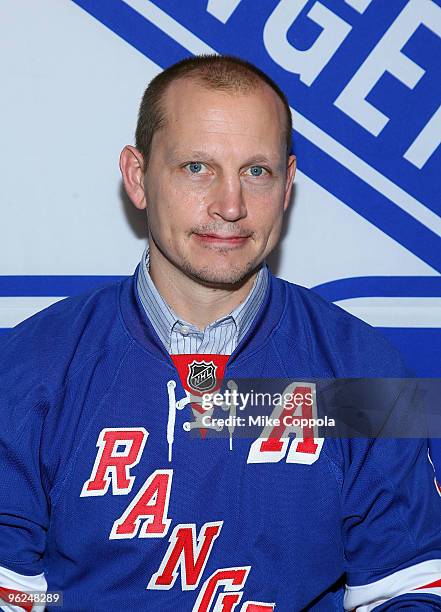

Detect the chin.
[{"left": 182, "top": 260, "right": 259, "bottom": 288}]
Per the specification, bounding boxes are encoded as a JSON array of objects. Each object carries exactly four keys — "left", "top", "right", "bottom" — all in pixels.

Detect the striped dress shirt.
[{"left": 136, "top": 246, "right": 268, "bottom": 355}]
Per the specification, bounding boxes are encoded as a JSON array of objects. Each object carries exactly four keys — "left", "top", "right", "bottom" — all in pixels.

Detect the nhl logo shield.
[{"left": 187, "top": 360, "right": 217, "bottom": 393}]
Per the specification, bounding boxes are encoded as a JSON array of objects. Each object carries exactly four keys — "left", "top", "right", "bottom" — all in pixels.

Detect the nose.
[{"left": 207, "top": 174, "right": 247, "bottom": 222}]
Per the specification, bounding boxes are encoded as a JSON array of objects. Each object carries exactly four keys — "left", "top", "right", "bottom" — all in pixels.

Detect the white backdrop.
[{"left": 1, "top": 0, "right": 440, "bottom": 344}]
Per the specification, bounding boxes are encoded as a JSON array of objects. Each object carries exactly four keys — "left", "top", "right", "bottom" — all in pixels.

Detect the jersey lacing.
[{"left": 166, "top": 379, "right": 238, "bottom": 461}]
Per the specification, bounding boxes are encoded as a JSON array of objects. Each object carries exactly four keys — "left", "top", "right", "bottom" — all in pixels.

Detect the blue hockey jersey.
[{"left": 0, "top": 267, "right": 441, "bottom": 611}]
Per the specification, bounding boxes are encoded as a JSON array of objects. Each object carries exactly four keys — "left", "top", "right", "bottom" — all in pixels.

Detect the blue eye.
[
  {"left": 247, "top": 166, "right": 267, "bottom": 177},
  {"left": 188, "top": 162, "right": 204, "bottom": 173}
]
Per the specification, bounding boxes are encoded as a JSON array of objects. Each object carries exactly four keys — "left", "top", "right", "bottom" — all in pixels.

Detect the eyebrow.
[
  {"left": 167, "top": 150, "right": 217, "bottom": 164},
  {"left": 168, "top": 150, "right": 282, "bottom": 168}
]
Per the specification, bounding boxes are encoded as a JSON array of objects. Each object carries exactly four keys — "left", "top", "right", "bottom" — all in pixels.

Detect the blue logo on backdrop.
[
  {"left": 4, "top": 1, "right": 441, "bottom": 378},
  {"left": 68, "top": 0, "right": 441, "bottom": 378},
  {"left": 71, "top": 0, "right": 441, "bottom": 272}
]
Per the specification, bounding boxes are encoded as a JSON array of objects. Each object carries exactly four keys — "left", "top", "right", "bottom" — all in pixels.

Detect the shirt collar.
[{"left": 136, "top": 245, "right": 268, "bottom": 351}]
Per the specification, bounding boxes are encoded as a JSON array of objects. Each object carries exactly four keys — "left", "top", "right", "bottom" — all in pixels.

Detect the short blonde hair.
[{"left": 135, "top": 54, "right": 293, "bottom": 165}]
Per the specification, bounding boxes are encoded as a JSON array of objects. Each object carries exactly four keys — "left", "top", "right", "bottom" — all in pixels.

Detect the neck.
[{"left": 147, "top": 242, "right": 259, "bottom": 330}]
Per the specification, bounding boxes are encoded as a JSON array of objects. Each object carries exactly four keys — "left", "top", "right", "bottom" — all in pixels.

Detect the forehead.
[{"left": 157, "top": 77, "right": 286, "bottom": 153}]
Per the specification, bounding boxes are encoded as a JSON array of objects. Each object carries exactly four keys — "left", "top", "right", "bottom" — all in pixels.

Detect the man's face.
[{"left": 143, "top": 78, "right": 295, "bottom": 286}]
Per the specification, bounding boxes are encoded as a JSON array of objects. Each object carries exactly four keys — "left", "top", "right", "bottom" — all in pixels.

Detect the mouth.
[{"left": 193, "top": 233, "right": 250, "bottom": 247}]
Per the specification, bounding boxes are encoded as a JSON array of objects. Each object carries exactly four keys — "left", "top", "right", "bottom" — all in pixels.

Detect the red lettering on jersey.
[
  {"left": 148, "top": 522, "right": 223, "bottom": 590},
  {"left": 247, "top": 384, "right": 323, "bottom": 465},
  {"left": 81, "top": 428, "right": 148, "bottom": 496},
  {"left": 259, "top": 387, "right": 316, "bottom": 453},
  {"left": 193, "top": 566, "right": 250, "bottom": 612},
  {"left": 241, "top": 603, "right": 275, "bottom": 611},
  {"left": 110, "top": 470, "right": 172, "bottom": 539}
]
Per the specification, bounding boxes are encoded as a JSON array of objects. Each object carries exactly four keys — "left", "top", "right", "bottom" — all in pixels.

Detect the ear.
[
  {"left": 119, "top": 145, "right": 147, "bottom": 210},
  {"left": 283, "top": 154, "right": 297, "bottom": 212}
]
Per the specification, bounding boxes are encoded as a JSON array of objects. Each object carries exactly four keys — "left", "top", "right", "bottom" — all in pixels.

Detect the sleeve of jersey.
[
  {"left": 0, "top": 381, "right": 50, "bottom": 612},
  {"left": 341, "top": 415, "right": 441, "bottom": 610}
]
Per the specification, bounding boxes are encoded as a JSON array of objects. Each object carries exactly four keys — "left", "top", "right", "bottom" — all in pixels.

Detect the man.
[{"left": 0, "top": 55, "right": 440, "bottom": 611}]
